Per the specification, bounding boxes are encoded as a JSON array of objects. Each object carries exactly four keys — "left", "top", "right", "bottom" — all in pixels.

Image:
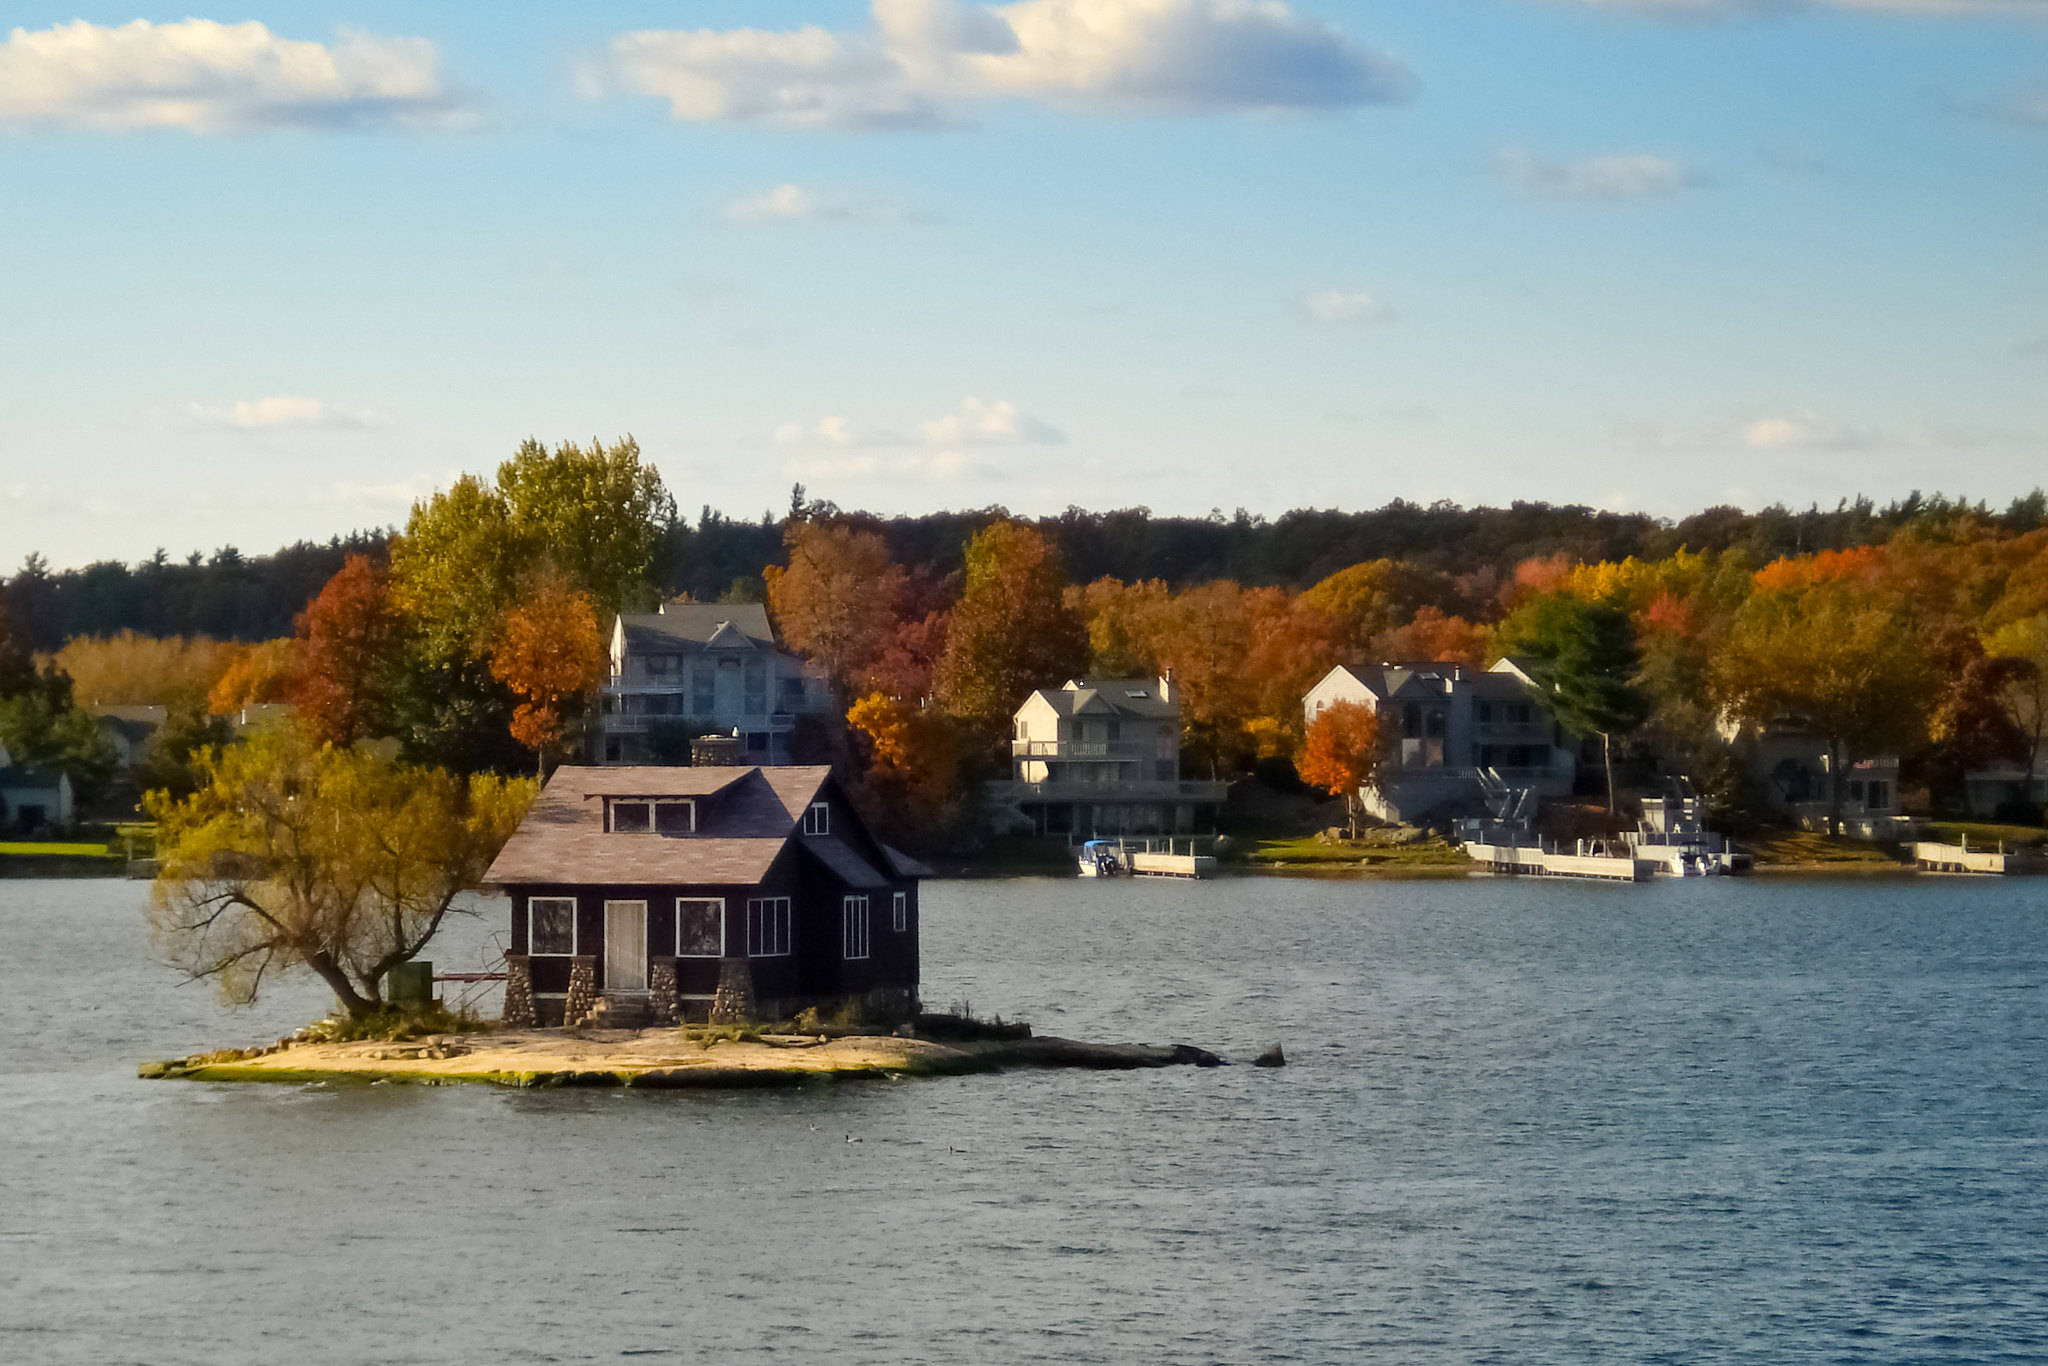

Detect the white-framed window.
[
  {"left": 842, "top": 895, "right": 870, "bottom": 960},
  {"left": 608, "top": 799, "right": 652, "bottom": 832},
  {"left": 530, "top": 896, "right": 577, "bottom": 955},
  {"left": 655, "top": 799, "right": 695, "bottom": 835},
  {"left": 746, "top": 897, "right": 792, "bottom": 957},
  {"left": 892, "top": 891, "right": 907, "bottom": 933},
  {"left": 675, "top": 898, "right": 724, "bottom": 956},
  {"left": 804, "top": 802, "right": 830, "bottom": 836}
]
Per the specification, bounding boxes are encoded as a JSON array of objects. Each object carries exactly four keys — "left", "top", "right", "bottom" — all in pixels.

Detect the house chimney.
[{"left": 1158, "top": 671, "right": 1176, "bottom": 705}]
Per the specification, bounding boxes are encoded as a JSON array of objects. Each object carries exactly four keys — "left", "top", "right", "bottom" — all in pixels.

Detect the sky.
[{"left": 1, "top": 0, "right": 2043, "bottom": 570}]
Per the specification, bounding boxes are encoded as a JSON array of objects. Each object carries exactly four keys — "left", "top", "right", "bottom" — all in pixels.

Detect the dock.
[
  {"left": 1128, "top": 850, "right": 1218, "bottom": 878},
  {"left": 1912, "top": 840, "right": 2016, "bottom": 875},
  {"left": 1463, "top": 839, "right": 1653, "bottom": 881}
]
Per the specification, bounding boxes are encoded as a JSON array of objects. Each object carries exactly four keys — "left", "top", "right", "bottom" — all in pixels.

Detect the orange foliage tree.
[
  {"left": 1298, "top": 700, "right": 1382, "bottom": 837},
  {"left": 292, "top": 554, "right": 404, "bottom": 747},
  {"left": 764, "top": 520, "right": 909, "bottom": 697},
  {"left": 488, "top": 571, "right": 608, "bottom": 771},
  {"left": 846, "top": 691, "right": 964, "bottom": 831},
  {"left": 206, "top": 639, "right": 296, "bottom": 716}
]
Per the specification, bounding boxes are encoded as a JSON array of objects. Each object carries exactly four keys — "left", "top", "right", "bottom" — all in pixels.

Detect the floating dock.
[
  {"left": 1462, "top": 840, "right": 1653, "bottom": 881},
  {"left": 1128, "top": 851, "right": 1218, "bottom": 879},
  {"left": 1912, "top": 840, "right": 2015, "bottom": 875}
]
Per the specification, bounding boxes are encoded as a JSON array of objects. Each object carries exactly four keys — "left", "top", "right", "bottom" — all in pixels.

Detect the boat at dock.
[{"left": 1074, "top": 837, "right": 1217, "bottom": 879}]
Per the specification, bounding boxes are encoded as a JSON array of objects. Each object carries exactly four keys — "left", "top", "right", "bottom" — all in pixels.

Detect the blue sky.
[{"left": 2, "top": 1, "right": 2043, "bottom": 568}]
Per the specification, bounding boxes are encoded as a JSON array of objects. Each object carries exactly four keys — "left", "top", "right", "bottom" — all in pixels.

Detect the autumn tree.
[
  {"left": 292, "top": 554, "right": 404, "bottom": 747},
  {"left": 935, "top": 521, "right": 1088, "bottom": 736},
  {"left": 1984, "top": 614, "right": 2048, "bottom": 804},
  {"left": 1714, "top": 581, "right": 1936, "bottom": 834},
  {"left": 147, "top": 725, "right": 533, "bottom": 1018},
  {"left": 206, "top": 639, "right": 296, "bottom": 715},
  {"left": 487, "top": 572, "right": 609, "bottom": 773},
  {"left": 764, "top": 520, "right": 908, "bottom": 696},
  {"left": 392, "top": 437, "right": 674, "bottom": 659},
  {"left": 50, "top": 631, "right": 242, "bottom": 712},
  {"left": 1299, "top": 700, "right": 1382, "bottom": 838},
  {"left": 846, "top": 691, "right": 965, "bottom": 834},
  {"left": 1298, "top": 558, "right": 1449, "bottom": 656}
]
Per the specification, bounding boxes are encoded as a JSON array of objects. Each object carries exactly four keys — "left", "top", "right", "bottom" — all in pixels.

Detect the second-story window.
[
  {"left": 645, "top": 654, "right": 673, "bottom": 676},
  {"left": 744, "top": 659, "right": 767, "bottom": 715},
  {"left": 804, "top": 802, "right": 830, "bottom": 836},
  {"left": 692, "top": 662, "right": 716, "bottom": 716}
]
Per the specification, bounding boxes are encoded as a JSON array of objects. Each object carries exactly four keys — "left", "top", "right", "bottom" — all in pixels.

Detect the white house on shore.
[
  {"left": 0, "top": 738, "right": 75, "bottom": 832},
  {"left": 985, "top": 675, "right": 1227, "bottom": 837},
  {"left": 594, "top": 601, "right": 834, "bottom": 766},
  {"left": 1302, "top": 659, "right": 1577, "bottom": 824}
]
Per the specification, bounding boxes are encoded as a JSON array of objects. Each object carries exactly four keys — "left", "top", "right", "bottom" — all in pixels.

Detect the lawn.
[
  {"left": 1920, "top": 821, "right": 2048, "bottom": 850},
  {"left": 1736, "top": 829, "right": 1905, "bottom": 866},
  {"left": 0, "top": 841, "right": 120, "bottom": 859},
  {"left": 1232, "top": 834, "right": 1472, "bottom": 869}
]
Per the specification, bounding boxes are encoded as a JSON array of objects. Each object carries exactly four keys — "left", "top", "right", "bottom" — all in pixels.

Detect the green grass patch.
[
  {"left": 1919, "top": 821, "right": 2048, "bottom": 850},
  {"left": 0, "top": 841, "right": 120, "bottom": 859},
  {"left": 1236, "top": 835, "right": 1472, "bottom": 869}
]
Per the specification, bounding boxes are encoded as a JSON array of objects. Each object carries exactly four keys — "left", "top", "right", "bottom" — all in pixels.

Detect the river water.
[{"left": 3, "top": 873, "right": 2044, "bottom": 1364}]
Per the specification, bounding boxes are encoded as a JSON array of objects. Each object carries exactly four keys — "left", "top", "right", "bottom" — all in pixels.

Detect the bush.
[{"left": 297, "top": 1002, "right": 490, "bottom": 1043}]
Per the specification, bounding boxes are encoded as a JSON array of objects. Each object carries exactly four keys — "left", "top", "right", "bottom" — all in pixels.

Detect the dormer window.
[
  {"left": 803, "top": 802, "right": 830, "bottom": 836},
  {"left": 608, "top": 798, "right": 697, "bottom": 834}
]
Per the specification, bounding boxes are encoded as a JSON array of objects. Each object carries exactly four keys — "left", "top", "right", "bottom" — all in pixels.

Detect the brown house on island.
[{"left": 485, "top": 765, "right": 928, "bottom": 1027}]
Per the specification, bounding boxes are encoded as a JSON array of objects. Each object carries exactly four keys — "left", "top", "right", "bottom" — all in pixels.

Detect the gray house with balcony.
[
  {"left": 985, "top": 675, "right": 1227, "bottom": 837},
  {"left": 1302, "top": 659, "right": 1576, "bottom": 823},
  {"left": 594, "top": 601, "right": 833, "bottom": 766}
]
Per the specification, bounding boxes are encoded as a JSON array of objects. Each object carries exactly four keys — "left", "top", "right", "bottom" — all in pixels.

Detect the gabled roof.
[
  {"left": 0, "top": 765, "right": 70, "bottom": 790},
  {"left": 484, "top": 765, "right": 835, "bottom": 888},
  {"left": 1026, "top": 677, "right": 1178, "bottom": 721},
  {"left": 618, "top": 602, "right": 779, "bottom": 654},
  {"left": 802, "top": 836, "right": 889, "bottom": 889},
  {"left": 1319, "top": 661, "right": 1538, "bottom": 704}
]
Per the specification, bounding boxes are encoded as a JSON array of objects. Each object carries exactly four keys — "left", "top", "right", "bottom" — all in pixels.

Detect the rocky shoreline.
[{"left": 138, "top": 1027, "right": 1239, "bottom": 1089}]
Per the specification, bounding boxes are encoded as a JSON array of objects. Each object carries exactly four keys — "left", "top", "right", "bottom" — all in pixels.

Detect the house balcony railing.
[
  {"left": 1011, "top": 739, "right": 1150, "bottom": 759},
  {"left": 985, "top": 778, "right": 1228, "bottom": 805},
  {"left": 603, "top": 713, "right": 798, "bottom": 735}
]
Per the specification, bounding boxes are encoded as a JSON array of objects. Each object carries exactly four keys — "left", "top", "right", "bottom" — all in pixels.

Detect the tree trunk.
[
  {"left": 1602, "top": 731, "right": 1616, "bottom": 817},
  {"left": 306, "top": 951, "right": 378, "bottom": 1020}
]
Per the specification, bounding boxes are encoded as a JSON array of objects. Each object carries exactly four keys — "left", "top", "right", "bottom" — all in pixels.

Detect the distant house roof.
[
  {"left": 619, "top": 602, "right": 779, "bottom": 655},
  {"left": 1025, "top": 677, "right": 1179, "bottom": 721},
  {"left": 484, "top": 764, "right": 837, "bottom": 888},
  {"left": 90, "top": 704, "right": 167, "bottom": 744},
  {"left": 1325, "top": 662, "right": 1536, "bottom": 703},
  {"left": 0, "top": 765, "right": 71, "bottom": 791}
]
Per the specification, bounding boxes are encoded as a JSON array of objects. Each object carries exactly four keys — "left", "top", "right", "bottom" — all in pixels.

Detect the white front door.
[{"left": 604, "top": 900, "right": 648, "bottom": 992}]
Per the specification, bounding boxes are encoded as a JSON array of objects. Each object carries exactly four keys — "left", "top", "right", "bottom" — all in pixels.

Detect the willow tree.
[{"left": 147, "top": 725, "right": 533, "bottom": 1018}]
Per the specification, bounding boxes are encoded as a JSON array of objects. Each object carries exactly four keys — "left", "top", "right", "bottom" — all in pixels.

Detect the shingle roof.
[
  {"left": 483, "top": 765, "right": 832, "bottom": 888},
  {"left": 1032, "top": 677, "right": 1179, "bottom": 721},
  {"left": 802, "top": 836, "right": 889, "bottom": 889},
  {"left": 619, "top": 602, "right": 778, "bottom": 653}
]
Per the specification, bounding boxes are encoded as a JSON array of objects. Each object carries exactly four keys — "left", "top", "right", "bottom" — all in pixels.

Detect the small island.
[{"left": 139, "top": 1021, "right": 1231, "bottom": 1089}]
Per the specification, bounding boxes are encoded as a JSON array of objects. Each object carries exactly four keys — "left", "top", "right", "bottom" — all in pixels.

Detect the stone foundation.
[
  {"left": 501, "top": 955, "right": 537, "bottom": 1027},
  {"left": 564, "top": 956, "right": 600, "bottom": 1027},
  {"left": 649, "top": 959, "right": 682, "bottom": 1026},
  {"left": 708, "top": 957, "right": 756, "bottom": 1024}
]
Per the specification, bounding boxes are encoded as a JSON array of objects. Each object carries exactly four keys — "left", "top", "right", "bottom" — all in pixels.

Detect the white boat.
[
  {"left": 1077, "top": 839, "right": 1125, "bottom": 877},
  {"left": 1625, "top": 791, "right": 1740, "bottom": 876}
]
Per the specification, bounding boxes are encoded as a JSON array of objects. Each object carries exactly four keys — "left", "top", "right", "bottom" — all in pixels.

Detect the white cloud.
[
  {"left": 774, "top": 415, "right": 906, "bottom": 446},
  {"left": 0, "top": 19, "right": 473, "bottom": 133},
  {"left": 1299, "top": 289, "right": 1395, "bottom": 324},
  {"left": 187, "top": 396, "right": 372, "bottom": 430},
  {"left": 723, "top": 183, "right": 921, "bottom": 223},
  {"left": 1740, "top": 412, "right": 1870, "bottom": 450},
  {"left": 1498, "top": 147, "right": 1698, "bottom": 201},
  {"left": 595, "top": 0, "right": 1411, "bottom": 130},
  {"left": 918, "top": 396, "right": 1066, "bottom": 445}
]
